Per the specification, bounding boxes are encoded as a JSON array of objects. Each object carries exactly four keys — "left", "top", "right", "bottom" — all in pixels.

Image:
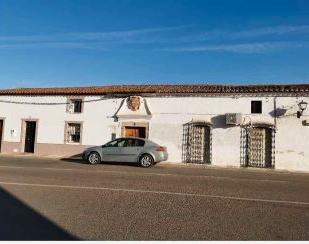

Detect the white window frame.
[{"left": 66, "top": 97, "right": 84, "bottom": 114}]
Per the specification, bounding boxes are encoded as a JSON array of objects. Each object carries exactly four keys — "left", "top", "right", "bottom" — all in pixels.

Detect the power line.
[{"left": 0, "top": 97, "right": 109, "bottom": 105}]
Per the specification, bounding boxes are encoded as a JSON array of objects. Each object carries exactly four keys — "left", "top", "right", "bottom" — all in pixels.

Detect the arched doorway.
[{"left": 182, "top": 122, "right": 212, "bottom": 164}]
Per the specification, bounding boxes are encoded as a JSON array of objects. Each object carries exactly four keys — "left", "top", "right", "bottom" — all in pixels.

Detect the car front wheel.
[
  {"left": 139, "top": 154, "right": 154, "bottom": 168},
  {"left": 88, "top": 152, "right": 101, "bottom": 165}
]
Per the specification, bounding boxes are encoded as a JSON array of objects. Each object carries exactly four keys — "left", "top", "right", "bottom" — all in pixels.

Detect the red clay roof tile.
[{"left": 0, "top": 84, "right": 308, "bottom": 96}]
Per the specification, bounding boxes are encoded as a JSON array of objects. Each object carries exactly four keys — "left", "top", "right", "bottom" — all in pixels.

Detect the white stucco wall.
[
  {"left": 0, "top": 96, "right": 120, "bottom": 146},
  {"left": 146, "top": 96, "right": 275, "bottom": 166},
  {"left": 275, "top": 97, "right": 309, "bottom": 171},
  {"left": 0, "top": 96, "right": 69, "bottom": 144},
  {"left": 0, "top": 94, "right": 308, "bottom": 172}
]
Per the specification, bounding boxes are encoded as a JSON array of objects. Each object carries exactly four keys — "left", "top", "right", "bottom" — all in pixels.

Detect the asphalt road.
[{"left": 0, "top": 155, "right": 308, "bottom": 240}]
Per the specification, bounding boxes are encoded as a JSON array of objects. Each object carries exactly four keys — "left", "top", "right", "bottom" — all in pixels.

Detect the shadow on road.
[
  {"left": 0, "top": 187, "right": 77, "bottom": 240},
  {"left": 60, "top": 155, "right": 141, "bottom": 168},
  {"left": 60, "top": 158, "right": 86, "bottom": 164}
]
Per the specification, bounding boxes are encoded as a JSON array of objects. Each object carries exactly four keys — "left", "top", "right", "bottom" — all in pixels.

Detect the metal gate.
[
  {"left": 240, "top": 126, "right": 275, "bottom": 168},
  {"left": 182, "top": 122, "right": 211, "bottom": 164}
]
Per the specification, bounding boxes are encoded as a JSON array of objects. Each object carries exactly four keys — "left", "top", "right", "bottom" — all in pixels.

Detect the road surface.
[{"left": 0, "top": 155, "right": 308, "bottom": 240}]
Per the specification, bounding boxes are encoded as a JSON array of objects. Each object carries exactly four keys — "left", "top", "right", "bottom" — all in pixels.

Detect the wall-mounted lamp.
[
  {"left": 10, "top": 129, "right": 17, "bottom": 138},
  {"left": 297, "top": 100, "right": 308, "bottom": 118}
]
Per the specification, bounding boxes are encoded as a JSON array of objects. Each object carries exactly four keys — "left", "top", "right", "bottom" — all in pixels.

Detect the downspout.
[{"left": 274, "top": 96, "right": 277, "bottom": 130}]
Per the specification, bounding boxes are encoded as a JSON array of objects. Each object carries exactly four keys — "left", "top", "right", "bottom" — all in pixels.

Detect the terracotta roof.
[{"left": 0, "top": 84, "right": 308, "bottom": 96}]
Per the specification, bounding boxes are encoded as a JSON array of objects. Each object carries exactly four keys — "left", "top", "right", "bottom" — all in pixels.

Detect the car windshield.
[{"left": 104, "top": 140, "right": 118, "bottom": 147}]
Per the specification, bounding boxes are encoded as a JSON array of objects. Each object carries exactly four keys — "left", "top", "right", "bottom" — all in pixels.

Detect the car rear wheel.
[
  {"left": 88, "top": 152, "right": 101, "bottom": 165},
  {"left": 139, "top": 154, "right": 154, "bottom": 168}
]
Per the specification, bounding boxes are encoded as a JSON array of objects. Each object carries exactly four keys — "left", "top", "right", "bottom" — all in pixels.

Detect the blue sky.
[{"left": 0, "top": 0, "right": 309, "bottom": 88}]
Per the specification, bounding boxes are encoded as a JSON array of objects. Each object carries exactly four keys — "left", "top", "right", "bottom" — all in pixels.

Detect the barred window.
[{"left": 66, "top": 123, "right": 81, "bottom": 143}]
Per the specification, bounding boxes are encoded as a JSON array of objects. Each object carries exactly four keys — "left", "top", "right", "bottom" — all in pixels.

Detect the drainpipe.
[{"left": 274, "top": 97, "right": 277, "bottom": 130}]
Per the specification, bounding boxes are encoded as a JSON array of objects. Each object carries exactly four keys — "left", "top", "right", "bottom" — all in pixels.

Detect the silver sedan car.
[{"left": 82, "top": 137, "right": 168, "bottom": 167}]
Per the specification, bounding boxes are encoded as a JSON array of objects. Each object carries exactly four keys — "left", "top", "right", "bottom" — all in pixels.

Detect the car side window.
[
  {"left": 123, "top": 139, "right": 134, "bottom": 147},
  {"left": 106, "top": 139, "right": 145, "bottom": 147},
  {"left": 135, "top": 139, "right": 145, "bottom": 147},
  {"left": 116, "top": 139, "right": 126, "bottom": 147}
]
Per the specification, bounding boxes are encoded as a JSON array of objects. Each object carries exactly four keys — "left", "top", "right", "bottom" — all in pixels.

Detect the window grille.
[
  {"left": 240, "top": 125, "right": 275, "bottom": 168},
  {"left": 67, "top": 123, "right": 81, "bottom": 143},
  {"left": 240, "top": 127, "right": 248, "bottom": 167},
  {"left": 182, "top": 122, "right": 211, "bottom": 164}
]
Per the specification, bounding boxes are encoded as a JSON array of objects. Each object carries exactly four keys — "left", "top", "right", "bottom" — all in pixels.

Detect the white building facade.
[{"left": 0, "top": 84, "right": 308, "bottom": 172}]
